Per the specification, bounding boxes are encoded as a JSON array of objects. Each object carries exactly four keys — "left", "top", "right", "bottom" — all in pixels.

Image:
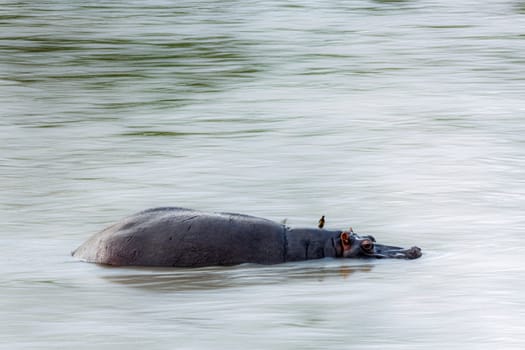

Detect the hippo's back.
[{"left": 73, "top": 207, "right": 286, "bottom": 267}]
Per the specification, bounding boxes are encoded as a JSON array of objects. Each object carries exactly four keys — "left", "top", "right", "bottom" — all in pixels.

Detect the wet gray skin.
[{"left": 73, "top": 207, "right": 422, "bottom": 267}]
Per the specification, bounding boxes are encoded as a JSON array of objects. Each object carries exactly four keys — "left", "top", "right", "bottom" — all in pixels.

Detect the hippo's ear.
[{"left": 340, "top": 232, "right": 351, "bottom": 252}]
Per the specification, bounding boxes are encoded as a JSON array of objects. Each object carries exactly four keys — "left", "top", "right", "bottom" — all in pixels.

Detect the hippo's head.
[{"left": 339, "top": 231, "right": 421, "bottom": 259}]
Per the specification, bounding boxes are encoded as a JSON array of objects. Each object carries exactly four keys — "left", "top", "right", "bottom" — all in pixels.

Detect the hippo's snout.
[
  {"left": 372, "top": 244, "right": 422, "bottom": 260},
  {"left": 341, "top": 232, "right": 422, "bottom": 260}
]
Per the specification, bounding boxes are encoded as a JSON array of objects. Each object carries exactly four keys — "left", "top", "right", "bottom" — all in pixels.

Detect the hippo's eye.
[{"left": 361, "top": 240, "right": 374, "bottom": 253}]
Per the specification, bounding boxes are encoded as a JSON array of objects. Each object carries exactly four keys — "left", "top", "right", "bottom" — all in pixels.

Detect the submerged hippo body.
[{"left": 73, "top": 207, "right": 422, "bottom": 267}]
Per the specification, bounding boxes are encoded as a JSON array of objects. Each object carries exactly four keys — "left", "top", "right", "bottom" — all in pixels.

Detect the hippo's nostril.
[{"left": 406, "top": 246, "right": 422, "bottom": 259}]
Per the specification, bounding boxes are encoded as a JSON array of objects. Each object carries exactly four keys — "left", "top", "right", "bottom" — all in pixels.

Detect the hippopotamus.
[{"left": 72, "top": 207, "right": 422, "bottom": 267}]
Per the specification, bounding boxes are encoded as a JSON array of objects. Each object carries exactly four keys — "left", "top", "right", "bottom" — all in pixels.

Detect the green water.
[{"left": 1, "top": 1, "right": 524, "bottom": 349}]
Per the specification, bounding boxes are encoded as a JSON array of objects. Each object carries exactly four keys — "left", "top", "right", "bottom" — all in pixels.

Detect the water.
[{"left": 1, "top": 0, "right": 524, "bottom": 348}]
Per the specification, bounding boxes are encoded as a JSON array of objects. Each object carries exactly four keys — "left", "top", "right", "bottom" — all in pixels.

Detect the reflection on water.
[
  {"left": 102, "top": 264, "right": 374, "bottom": 292},
  {"left": 517, "top": 2, "right": 525, "bottom": 14},
  {"left": 1, "top": 0, "right": 525, "bottom": 349}
]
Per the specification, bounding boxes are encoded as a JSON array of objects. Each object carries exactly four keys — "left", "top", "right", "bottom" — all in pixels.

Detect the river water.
[{"left": 1, "top": 0, "right": 524, "bottom": 349}]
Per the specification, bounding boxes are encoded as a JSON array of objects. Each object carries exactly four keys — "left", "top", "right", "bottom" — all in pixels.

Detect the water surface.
[{"left": 1, "top": 1, "right": 524, "bottom": 349}]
